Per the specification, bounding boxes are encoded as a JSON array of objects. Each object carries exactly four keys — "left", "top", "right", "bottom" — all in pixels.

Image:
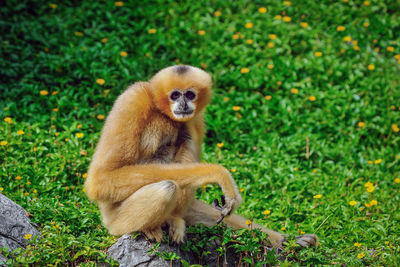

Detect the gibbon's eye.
[
  {"left": 170, "top": 90, "right": 182, "bottom": 101},
  {"left": 184, "top": 90, "right": 196, "bottom": 101}
]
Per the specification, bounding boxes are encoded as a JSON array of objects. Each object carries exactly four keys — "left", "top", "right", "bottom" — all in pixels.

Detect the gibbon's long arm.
[{"left": 87, "top": 163, "right": 239, "bottom": 204}]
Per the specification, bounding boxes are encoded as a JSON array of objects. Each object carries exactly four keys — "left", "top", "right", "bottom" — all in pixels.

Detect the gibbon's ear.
[{"left": 149, "top": 65, "right": 212, "bottom": 120}]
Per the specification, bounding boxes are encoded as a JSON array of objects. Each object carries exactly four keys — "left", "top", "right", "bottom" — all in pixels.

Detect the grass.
[{"left": 1, "top": 0, "right": 400, "bottom": 265}]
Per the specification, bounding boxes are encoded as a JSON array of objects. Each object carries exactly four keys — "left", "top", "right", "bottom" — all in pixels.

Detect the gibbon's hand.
[{"left": 213, "top": 194, "right": 242, "bottom": 224}]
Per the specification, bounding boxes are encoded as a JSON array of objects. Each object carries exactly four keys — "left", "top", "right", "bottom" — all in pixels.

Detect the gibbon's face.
[{"left": 150, "top": 65, "right": 212, "bottom": 122}]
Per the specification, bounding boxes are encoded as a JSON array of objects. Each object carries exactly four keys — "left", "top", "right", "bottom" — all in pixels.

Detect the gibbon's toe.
[
  {"left": 143, "top": 227, "right": 163, "bottom": 243},
  {"left": 296, "top": 234, "right": 319, "bottom": 247},
  {"left": 169, "top": 217, "right": 186, "bottom": 243}
]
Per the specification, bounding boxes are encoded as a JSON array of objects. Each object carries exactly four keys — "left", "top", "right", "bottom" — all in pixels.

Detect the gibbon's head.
[{"left": 150, "top": 65, "right": 212, "bottom": 122}]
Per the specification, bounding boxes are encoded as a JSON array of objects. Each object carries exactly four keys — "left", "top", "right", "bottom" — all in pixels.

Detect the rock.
[
  {"left": 107, "top": 234, "right": 240, "bottom": 267},
  {"left": 0, "top": 194, "right": 40, "bottom": 264}
]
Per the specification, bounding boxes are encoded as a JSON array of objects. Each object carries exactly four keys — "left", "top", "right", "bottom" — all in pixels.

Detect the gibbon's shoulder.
[{"left": 102, "top": 82, "right": 154, "bottom": 132}]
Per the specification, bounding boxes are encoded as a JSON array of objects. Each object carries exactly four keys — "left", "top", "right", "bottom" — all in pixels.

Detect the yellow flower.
[
  {"left": 267, "top": 64, "right": 274, "bottom": 70},
  {"left": 309, "top": 96, "right": 316, "bottom": 101},
  {"left": 49, "top": 3, "right": 57, "bottom": 9},
  {"left": 314, "top": 51, "right": 322, "bottom": 57},
  {"left": 115, "top": 1, "right": 124, "bottom": 6},
  {"left": 365, "top": 202, "right": 371, "bottom": 208},
  {"left": 246, "top": 39, "right": 253, "bottom": 44},
  {"left": 120, "top": 51, "right": 128, "bottom": 57},
  {"left": 52, "top": 108, "right": 58, "bottom": 112},
  {"left": 300, "top": 231, "right": 306, "bottom": 235},
  {"left": 284, "top": 1, "right": 292, "bottom": 5},
  {"left": 290, "top": 88, "right": 299, "bottom": 94},
  {"left": 281, "top": 227, "right": 286, "bottom": 231},
  {"left": 245, "top": 220, "right": 252, "bottom": 225},
  {"left": 200, "top": 62, "right": 207, "bottom": 69},
  {"left": 96, "top": 78, "right": 105, "bottom": 85},
  {"left": 82, "top": 188, "right": 86, "bottom": 192},
  {"left": 101, "top": 38, "right": 108, "bottom": 43},
  {"left": 240, "top": 67, "right": 249, "bottom": 74},
  {"left": 265, "top": 95, "right": 272, "bottom": 100},
  {"left": 214, "top": 10, "right": 222, "bottom": 17},
  {"left": 217, "top": 143, "right": 224, "bottom": 148},
  {"left": 1, "top": 140, "right": 8, "bottom": 146},
  {"left": 357, "top": 252, "right": 365, "bottom": 259},
  {"left": 277, "top": 81, "right": 282, "bottom": 86},
  {"left": 359, "top": 207, "right": 365, "bottom": 211},
  {"left": 76, "top": 133, "right": 84, "bottom": 138},
  {"left": 269, "top": 34, "right": 277, "bottom": 40},
  {"left": 283, "top": 16, "right": 291, "bottom": 22},
  {"left": 33, "top": 189, "right": 37, "bottom": 194},
  {"left": 24, "top": 192, "right": 29, "bottom": 196},
  {"left": 300, "top": 22, "right": 308, "bottom": 28},
  {"left": 370, "top": 200, "right": 378, "bottom": 206},
  {"left": 392, "top": 124, "right": 399, "bottom": 132},
  {"left": 374, "top": 158, "right": 382, "bottom": 164},
  {"left": 263, "top": 209, "right": 271, "bottom": 215},
  {"left": 267, "top": 42, "right": 275, "bottom": 48},
  {"left": 313, "top": 169, "right": 317, "bottom": 173},
  {"left": 394, "top": 178, "right": 400, "bottom": 184},
  {"left": 97, "top": 114, "right": 105, "bottom": 120},
  {"left": 24, "top": 234, "right": 32, "bottom": 240},
  {"left": 358, "top": 121, "right": 365, "bottom": 128},
  {"left": 223, "top": 97, "right": 230, "bottom": 102},
  {"left": 15, "top": 176, "right": 21, "bottom": 180},
  {"left": 77, "top": 124, "right": 82, "bottom": 129},
  {"left": 198, "top": 30, "right": 206, "bottom": 36},
  {"left": 336, "top": 25, "right": 346, "bottom": 32},
  {"left": 232, "top": 106, "right": 241, "bottom": 111},
  {"left": 245, "top": 22, "right": 253, "bottom": 29},
  {"left": 275, "top": 15, "right": 282, "bottom": 20},
  {"left": 232, "top": 34, "right": 240, "bottom": 40},
  {"left": 0, "top": 188, "right": 3, "bottom": 192},
  {"left": 366, "top": 185, "right": 375, "bottom": 193},
  {"left": 40, "top": 90, "right": 49, "bottom": 96},
  {"left": 354, "top": 45, "right": 360, "bottom": 51},
  {"left": 367, "top": 64, "right": 375, "bottom": 70},
  {"left": 363, "top": 21, "right": 370, "bottom": 27},
  {"left": 55, "top": 132, "right": 59, "bottom": 136},
  {"left": 17, "top": 130, "right": 24, "bottom": 135},
  {"left": 363, "top": 1, "right": 370, "bottom": 5},
  {"left": 313, "top": 194, "right": 322, "bottom": 199},
  {"left": 343, "top": 36, "right": 352, "bottom": 42},
  {"left": 231, "top": 168, "right": 236, "bottom": 172},
  {"left": 148, "top": 28, "right": 157, "bottom": 34},
  {"left": 4, "top": 117, "right": 12, "bottom": 124},
  {"left": 239, "top": 188, "right": 244, "bottom": 192},
  {"left": 354, "top": 242, "right": 362, "bottom": 247},
  {"left": 82, "top": 173, "right": 88, "bottom": 179},
  {"left": 349, "top": 200, "right": 357, "bottom": 206},
  {"left": 258, "top": 7, "right": 267, "bottom": 13},
  {"left": 364, "top": 181, "right": 373, "bottom": 188},
  {"left": 394, "top": 54, "right": 400, "bottom": 60}
]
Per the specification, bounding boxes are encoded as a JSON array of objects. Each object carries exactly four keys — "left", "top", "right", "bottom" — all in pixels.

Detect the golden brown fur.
[{"left": 84, "top": 65, "right": 317, "bottom": 247}]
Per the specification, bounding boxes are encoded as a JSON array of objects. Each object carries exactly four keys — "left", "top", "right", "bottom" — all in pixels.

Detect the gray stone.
[
  {"left": 0, "top": 194, "right": 40, "bottom": 264},
  {"left": 107, "top": 233, "right": 242, "bottom": 267}
]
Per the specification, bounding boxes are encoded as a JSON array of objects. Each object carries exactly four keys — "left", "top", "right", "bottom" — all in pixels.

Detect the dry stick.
[{"left": 306, "top": 137, "right": 310, "bottom": 160}]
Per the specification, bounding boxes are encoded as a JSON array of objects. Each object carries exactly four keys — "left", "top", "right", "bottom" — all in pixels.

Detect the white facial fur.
[{"left": 171, "top": 101, "right": 195, "bottom": 120}]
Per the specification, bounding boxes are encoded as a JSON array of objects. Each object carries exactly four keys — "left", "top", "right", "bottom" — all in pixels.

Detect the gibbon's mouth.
[{"left": 173, "top": 110, "right": 194, "bottom": 116}]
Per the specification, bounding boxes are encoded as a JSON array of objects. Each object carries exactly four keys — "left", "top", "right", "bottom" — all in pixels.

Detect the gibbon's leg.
[
  {"left": 184, "top": 200, "right": 318, "bottom": 248},
  {"left": 100, "top": 180, "right": 179, "bottom": 242}
]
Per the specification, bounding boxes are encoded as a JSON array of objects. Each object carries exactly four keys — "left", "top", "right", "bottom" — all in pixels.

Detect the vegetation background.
[{"left": 1, "top": 0, "right": 399, "bottom": 265}]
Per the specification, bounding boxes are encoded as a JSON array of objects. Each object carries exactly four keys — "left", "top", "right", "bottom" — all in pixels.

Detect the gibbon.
[{"left": 84, "top": 65, "right": 317, "bottom": 247}]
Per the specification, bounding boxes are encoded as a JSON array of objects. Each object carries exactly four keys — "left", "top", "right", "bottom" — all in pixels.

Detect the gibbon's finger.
[
  {"left": 212, "top": 199, "right": 222, "bottom": 210},
  {"left": 216, "top": 214, "right": 225, "bottom": 224}
]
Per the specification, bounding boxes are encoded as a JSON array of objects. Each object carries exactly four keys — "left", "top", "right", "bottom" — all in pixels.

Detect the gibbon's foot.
[
  {"left": 143, "top": 227, "right": 163, "bottom": 243},
  {"left": 168, "top": 217, "right": 186, "bottom": 243},
  {"left": 296, "top": 234, "right": 319, "bottom": 247},
  {"left": 281, "top": 234, "right": 319, "bottom": 248}
]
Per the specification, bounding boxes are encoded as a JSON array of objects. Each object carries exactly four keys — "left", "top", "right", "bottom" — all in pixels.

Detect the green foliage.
[{"left": 1, "top": 0, "right": 399, "bottom": 265}]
